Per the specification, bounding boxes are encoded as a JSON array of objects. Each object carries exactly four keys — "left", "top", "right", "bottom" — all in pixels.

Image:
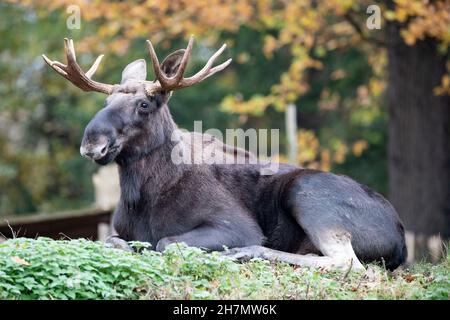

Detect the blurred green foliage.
[{"left": 0, "top": 2, "right": 387, "bottom": 216}]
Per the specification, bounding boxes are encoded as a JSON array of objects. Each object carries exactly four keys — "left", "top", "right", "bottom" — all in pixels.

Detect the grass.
[{"left": 0, "top": 237, "right": 448, "bottom": 300}]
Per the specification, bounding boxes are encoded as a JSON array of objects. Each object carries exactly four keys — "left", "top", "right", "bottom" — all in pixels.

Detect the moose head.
[{"left": 43, "top": 37, "right": 231, "bottom": 165}]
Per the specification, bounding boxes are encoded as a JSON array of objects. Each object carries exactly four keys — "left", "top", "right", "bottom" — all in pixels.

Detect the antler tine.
[
  {"left": 146, "top": 39, "right": 167, "bottom": 86},
  {"left": 200, "top": 58, "right": 233, "bottom": 81},
  {"left": 86, "top": 54, "right": 105, "bottom": 79},
  {"left": 146, "top": 36, "right": 195, "bottom": 89},
  {"left": 145, "top": 38, "right": 232, "bottom": 93},
  {"left": 172, "top": 36, "right": 194, "bottom": 83},
  {"left": 42, "top": 38, "right": 113, "bottom": 94},
  {"left": 181, "top": 43, "right": 231, "bottom": 86},
  {"left": 42, "top": 54, "right": 68, "bottom": 77},
  {"left": 64, "top": 38, "right": 77, "bottom": 65}
]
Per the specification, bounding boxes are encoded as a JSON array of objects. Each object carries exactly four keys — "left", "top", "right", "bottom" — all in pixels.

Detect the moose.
[{"left": 43, "top": 37, "right": 407, "bottom": 270}]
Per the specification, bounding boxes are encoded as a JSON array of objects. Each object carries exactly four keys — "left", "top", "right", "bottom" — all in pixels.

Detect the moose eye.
[{"left": 139, "top": 101, "right": 149, "bottom": 110}]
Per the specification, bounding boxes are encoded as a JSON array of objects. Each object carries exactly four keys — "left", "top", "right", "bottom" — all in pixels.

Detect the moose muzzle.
[{"left": 80, "top": 137, "right": 109, "bottom": 160}]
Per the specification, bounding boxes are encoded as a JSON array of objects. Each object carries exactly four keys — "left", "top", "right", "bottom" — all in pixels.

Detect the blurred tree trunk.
[{"left": 386, "top": 22, "right": 450, "bottom": 261}]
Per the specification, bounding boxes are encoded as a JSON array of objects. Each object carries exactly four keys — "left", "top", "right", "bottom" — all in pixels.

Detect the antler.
[
  {"left": 145, "top": 36, "right": 232, "bottom": 94},
  {"left": 42, "top": 38, "right": 114, "bottom": 94}
]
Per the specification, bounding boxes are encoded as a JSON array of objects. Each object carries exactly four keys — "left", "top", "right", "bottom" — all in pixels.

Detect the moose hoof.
[
  {"left": 223, "top": 246, "right": 266, "bottom": 262},
  {"left": 105, "top": 236, "right": 133, "bottom": 252},
  {"left": 156, "top": 237, "right": 176, "bottom": 252}
]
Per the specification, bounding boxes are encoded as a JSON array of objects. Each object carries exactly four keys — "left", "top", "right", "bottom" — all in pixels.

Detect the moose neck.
[{"left": 116, "top": 104, "right": 184, "bottom": 207}]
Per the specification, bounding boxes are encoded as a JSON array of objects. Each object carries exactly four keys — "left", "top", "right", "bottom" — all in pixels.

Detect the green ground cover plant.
[{"left": 0, "top": 237, "right": 448, "bottom": 300}]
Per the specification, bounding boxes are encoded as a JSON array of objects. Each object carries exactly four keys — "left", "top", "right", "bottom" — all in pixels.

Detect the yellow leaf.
[
  {"left": 442, "top": 75, "right": 450, "bottom": 88},
  {"left": 395, "top": 8, "right": 409, "bottom": 23},
  {"left": 352, "top": 140, "right": 369, "bottom": 157},
  {"left": 384, "top": 10, "right": 396, "bottom": 21}
]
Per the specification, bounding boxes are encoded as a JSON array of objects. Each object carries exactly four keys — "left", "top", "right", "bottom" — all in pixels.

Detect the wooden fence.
[{"left": 0, "top": 208, "right": 112, "bottom": 241}]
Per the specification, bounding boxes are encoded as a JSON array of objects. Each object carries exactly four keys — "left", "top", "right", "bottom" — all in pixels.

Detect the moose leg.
[
  {"left": 104, "top": 224, "right": 133, "bottom": 252},
  {"left": 105, "top": 235, "right": 134, "bottom": 252},
  {"left": 156, "top": 225, "right": 263, "bottom": 253},
  {"left": 288, "top": 212, "right": 365, "bottom": 270},
  {"left": 294, "top": 228, "right": 365, "bottom": 271},
  {"left": 281, "top": 176, "right": 365, "bottom": 271},
  {"left": 225, "top": 215, "right": 365, "bottom": 270},
  {"left": 224, "top": 246, "right": 353, "bottom": 270},
  {"left": 224, "top": 233, "right": 364, "bottom": 271}
]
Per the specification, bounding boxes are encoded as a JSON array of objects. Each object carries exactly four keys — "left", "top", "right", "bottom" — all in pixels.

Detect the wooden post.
[{"left": 285, "top": 103, "right": 298, "bottom": 165}]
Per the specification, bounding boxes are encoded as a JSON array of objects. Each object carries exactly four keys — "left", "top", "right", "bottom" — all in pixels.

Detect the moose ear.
[
  {"left": 120, "top": 59, "right": 147, "bottom": 84},
  {"left": 160, "top": 49, "right": 185, "bottom": 78}
]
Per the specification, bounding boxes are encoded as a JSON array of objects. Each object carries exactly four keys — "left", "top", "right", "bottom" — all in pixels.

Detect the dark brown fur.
[{"left": 80, "top": 54, "right": 407, "bottom": 270}]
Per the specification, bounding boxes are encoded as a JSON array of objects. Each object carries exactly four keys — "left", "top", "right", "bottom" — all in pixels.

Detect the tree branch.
[{"left": 344, "top": 11, "right": 388, "bottom": 48}]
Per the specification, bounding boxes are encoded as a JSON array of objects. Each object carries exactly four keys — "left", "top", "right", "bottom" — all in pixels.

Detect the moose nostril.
[{"left": 80, "top": 142, "right": 109, "bottom": 160}]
